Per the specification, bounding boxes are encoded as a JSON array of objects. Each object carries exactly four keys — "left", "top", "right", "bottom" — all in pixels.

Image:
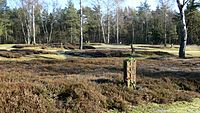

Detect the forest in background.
[
  {"left": 0, "top": 1, "right": 200, "bottom": 112},
  {"left": 0, "top": 0, "right": 199, "bottom": 46}
]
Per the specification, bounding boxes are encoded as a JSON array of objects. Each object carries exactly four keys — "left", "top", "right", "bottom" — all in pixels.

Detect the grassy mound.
[
  {"left": 0, "top": 51, "right": 23, "bottom": 58},
  {"left": 0, "top": 49, "right": 55, "bottom": 58}
]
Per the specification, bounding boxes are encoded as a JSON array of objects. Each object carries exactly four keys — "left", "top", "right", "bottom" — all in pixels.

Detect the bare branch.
[
  {"left": 183, "top": 0, "right": 190, "bottom": 6},
  {"left": 177, "top": 0, "right": 183, "bottom": 10}
]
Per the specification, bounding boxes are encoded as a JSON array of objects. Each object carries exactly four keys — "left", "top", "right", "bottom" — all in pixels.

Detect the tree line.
[{"left": 0, "top": 0, "right": 199, "bottom": 57}]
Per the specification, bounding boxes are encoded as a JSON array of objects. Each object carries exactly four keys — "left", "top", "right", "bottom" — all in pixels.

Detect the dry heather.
[
  {"left": 0, "top": 49, "right": 56, "bottom": 58},
  {"left": 0, "top": 58, "right": 200, "bottom": 112}
]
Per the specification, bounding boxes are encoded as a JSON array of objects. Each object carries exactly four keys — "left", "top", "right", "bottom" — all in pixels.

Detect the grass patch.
[{"left": 131, "top": 98, "right": 200, "bottom": 113}]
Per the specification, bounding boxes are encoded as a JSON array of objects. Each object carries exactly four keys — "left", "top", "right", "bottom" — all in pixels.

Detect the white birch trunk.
[{"left": 32, "top": 5, "right": 36, "bottom": 44}]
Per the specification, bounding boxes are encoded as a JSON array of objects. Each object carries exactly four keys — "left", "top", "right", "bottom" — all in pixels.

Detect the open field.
[
  {"left": 1, "top": 44, "right": 200, "bottom": 61},
  {"left": 0, "top": 44, "right": 200, "bottom": 112}
]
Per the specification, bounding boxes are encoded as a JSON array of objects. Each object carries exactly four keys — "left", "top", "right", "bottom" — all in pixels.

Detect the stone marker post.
[{"left": 123, "top": 58, "right": 136, "bottom": 89}]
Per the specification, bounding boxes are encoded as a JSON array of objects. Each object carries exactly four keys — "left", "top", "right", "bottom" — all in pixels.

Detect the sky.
[
  {"left": 7, "top": 0, "right": 177, "bottom": 11},
  {"left": 60, "top": 0, "right": 159, "bottom": 10},
  {"left": 125, "top": 0, "right": 157, "bottom": 10}
]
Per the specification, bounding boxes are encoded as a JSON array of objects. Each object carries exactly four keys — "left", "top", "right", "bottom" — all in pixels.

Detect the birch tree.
[
  {"left": 41, "top": 0, "right": 58, "bottom": 43},
  {"left": 103, "top": 0, "right": 115, "bottom": 44},
  {"left": 92, "top": 0, "right": 106, "bottom": 43},
  {"left": 176, "top": 0, "right": 199, "bottom": 58},
  {"left": 17, "top": 0, "right": 40, "bottom": 44},
  {"left": 114, "top": 0, "right": 124, "bottom": 44}
]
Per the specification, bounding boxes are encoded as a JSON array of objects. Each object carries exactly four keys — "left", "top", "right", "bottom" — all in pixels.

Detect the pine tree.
[{"left": 65, "top": 0, "right": 79, "bottom": 44}]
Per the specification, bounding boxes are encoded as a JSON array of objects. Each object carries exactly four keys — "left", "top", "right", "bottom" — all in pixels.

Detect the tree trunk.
[
  {"left": 32, "top": 5, "right": 36, "bottom": 44},
  {"left": 107, "top": 15, "right": 110, "bottom": 44},
  {"left": 177, "top": 0, "right": 188, "bottom": 58},
  {"left": 179, "top": 10, "right": 187, "bottom": 58},
  {"left": 49, "top": 23, "right": 53, "bottom": 43},
  {"left": 70, "top": 25, "right": 73, "bottom": 43},
  {"left": 41, "top": 19, "right": 48, "bottom": 43},
  {"left": 100, "top": 17, "right": 106, "bottom": 43},
  {"left": 145, "top": 19, "right": 148, "bottom": 44},
  {"left": 116, "top": 7, "right": 119, "bottom": 44},
  {"left": 21, "top": 20, "right": 27, "bottom": 44},
  {"left": 5, "top": 29, "right": 7, "bottom": 42},
  {"left": 27, "top": 27, "right": 31, "bottom": 44},
  {"left": 80, "top": 0, "right": 83, "bottom": 50},
  {"left": 164, "top": 9, "right": 167, "bottom": 47},
  {"left": 132, "top": 27, "right": 134, "bottom": 44},
  {"left": 26, "top": 18, "right": 31, "bottom": 45},
  {"left": 98, "top": 24, "right": 101, "bottom": 42}
]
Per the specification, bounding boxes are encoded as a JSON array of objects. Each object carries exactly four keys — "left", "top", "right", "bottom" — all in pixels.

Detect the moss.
[{"left": 124, "top": 57, "right": 136, "bottom": 61}]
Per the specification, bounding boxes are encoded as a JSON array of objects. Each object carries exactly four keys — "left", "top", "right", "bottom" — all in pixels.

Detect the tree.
[
  {"left": 137, "top": 1, "right": 151, "bottom": 44},
  {"left": 114, "top": 0, "right": 124, "bottom": 44},
  {"left": 167, "top": 11, "right": 178, "bottom": 47},
  {"left": 176, "top": 0, "right": 188, "bottom": 58},
  {"left": 159, "top": 0, "right": 171, "bottom": 47},
  {"left": 82, "top": 7, "right": 98, "bottom": 43},
  {"left": 0, "top": 0, "right": 6, "bottom": 10},
  {"left": 32, "top": 5, "right": 36, "bottom": 44},
  {"left": 151, "top": 7, "right": 164, "bottom": 44},
  {"left": 0, "top": 0, "right": 15, "bottom": 44},
  {"left": 120, "top": 7, "right": 136, "bottom": 44},
  {"left": 101, "top": 0, "right": 115, "bottom": 44},
  {"left": 92, "top": 0, "right": 106, "bottom": 43},
  {"left": 16, "top": 0, "right": 41, "bottom": 44},
  {"left": 185, "top": 1, "right": 200, "bottom": 45},
  {"left": 0, "top": 0, "right": 7, "bottom": 41},
  {"left": 176, "top": 0, "right": 199, "bottom": 58},
  {"left": 65, "top": 0, "right": 79, "bottom": 44},
  {"left": 80, "top": 0, "right": 83, "bottom": 50}
]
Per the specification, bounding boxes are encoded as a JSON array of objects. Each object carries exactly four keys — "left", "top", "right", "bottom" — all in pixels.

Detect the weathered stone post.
[{"left": 123, "top": 58, "right": 136, "bottom": 89}]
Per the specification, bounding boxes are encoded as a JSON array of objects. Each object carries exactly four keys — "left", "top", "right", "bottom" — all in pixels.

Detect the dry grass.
[
  {"left": 0, "top": 58, "right": 200, "bottom": 112},
  {"left": 92, "top": 44, "right": 200, "bottom": 58}
]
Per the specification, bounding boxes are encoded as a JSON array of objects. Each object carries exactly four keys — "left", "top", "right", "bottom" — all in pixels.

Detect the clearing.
[{"left": 0, "top": 44, "right": 200, "bottom": 112}]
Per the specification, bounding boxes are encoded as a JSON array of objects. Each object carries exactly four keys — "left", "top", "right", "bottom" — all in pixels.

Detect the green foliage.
[
  {"left": 65, "top": 0, "right": 79, "bottom": 43},
  {"left": 0, "top": 0, "right": 199, "bottom": 45},
  {"left": 124, "top": 57, "right": 135, "bottom": 61},
  {"left": 0, "top": 7, "right": 14, "bottom": 43},
  {"left": 83, "top": 6, "right": 99, "bottom": 42},
  {"left": 0, "top": 0, "right": 6, "bottom": 10},
  {"left": 186, "top": 5, "right": 200, "bottom": 45}
]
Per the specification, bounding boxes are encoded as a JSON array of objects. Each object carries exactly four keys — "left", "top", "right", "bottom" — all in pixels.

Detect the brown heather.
[{"left": 0, "top": 57, "right": 199, "bottom": 112}]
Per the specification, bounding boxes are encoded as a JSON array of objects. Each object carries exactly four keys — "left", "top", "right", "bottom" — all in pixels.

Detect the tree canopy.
[{"left": 0, "top": 0, "right": 199, "bottom": 52}]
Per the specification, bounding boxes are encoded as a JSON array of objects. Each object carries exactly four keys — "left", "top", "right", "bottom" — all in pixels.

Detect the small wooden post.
[
  {"left": 61, "top": 43, "right": 63, "bottom": 49},
  {"left": 123, "top": 58, "right": 136, "bottom": 89},
  {"left": 131, "top": 44, "right": 135, "bottom": 54}
]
